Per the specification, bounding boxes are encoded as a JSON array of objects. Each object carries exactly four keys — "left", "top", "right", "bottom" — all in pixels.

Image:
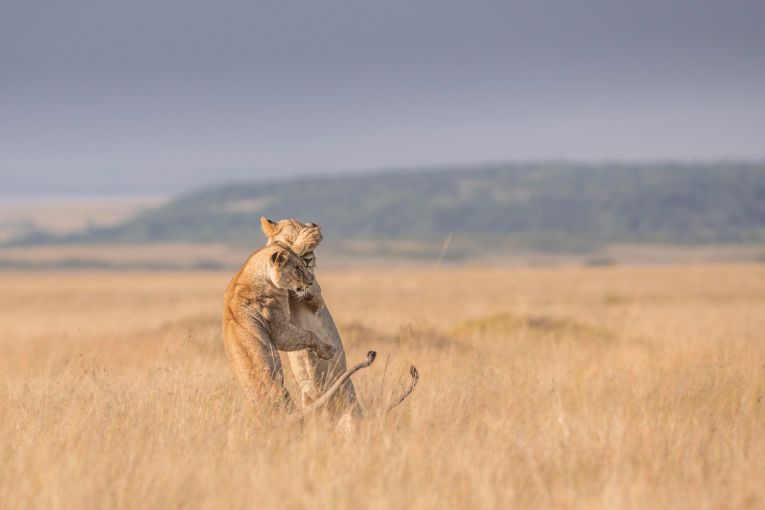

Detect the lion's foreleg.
[
  {"left": 224, "top": 324, "right": 293, "bottom": 410},
  {"left": 271, "top": 321, "right": 336, "bottom": 360}
]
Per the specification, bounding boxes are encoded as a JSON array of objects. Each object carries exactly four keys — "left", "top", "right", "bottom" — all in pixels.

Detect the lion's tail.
[
  {"left": 385, "top": 365, "right": 419, "bottom": 413},
  {"left": 292, "top": 350, "right": 377, "bottom": 420}
]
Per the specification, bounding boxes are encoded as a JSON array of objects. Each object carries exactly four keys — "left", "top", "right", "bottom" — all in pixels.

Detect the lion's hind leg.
[{"left": 223, "top": 324, "right": 293, "bottom": 413}]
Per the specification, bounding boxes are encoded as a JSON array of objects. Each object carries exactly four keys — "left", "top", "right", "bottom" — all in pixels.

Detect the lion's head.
[
  {"left": 266, "top": 245, "right": 314, "bottom": 296},
  {"left": 261, "top": 217, "right": 322, "bottom": 267}
]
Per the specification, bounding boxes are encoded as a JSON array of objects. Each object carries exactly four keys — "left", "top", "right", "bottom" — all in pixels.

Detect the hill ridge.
[{"left": 8, "top": 162, "right": 765, "bottom": 250}]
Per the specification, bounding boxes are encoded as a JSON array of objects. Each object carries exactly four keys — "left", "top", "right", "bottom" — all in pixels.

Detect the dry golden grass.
[{"left": 2, "top": 265, "right": 764, "bottom": 509}]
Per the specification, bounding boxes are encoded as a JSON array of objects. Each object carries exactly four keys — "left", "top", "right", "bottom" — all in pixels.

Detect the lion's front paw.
[
  {"left": 314, "top": 341, "right": 336, "bottom": 361},
  {"left": 294, "top": 227, "right": 323, "bottom": 254}
]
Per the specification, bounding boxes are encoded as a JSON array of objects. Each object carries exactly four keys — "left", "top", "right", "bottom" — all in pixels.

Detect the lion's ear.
[
  {"left": 261, "top": 217, "right": 278, "bottom": 237},
  {"left": 270, "top": 249, "right": 288, "bottom": 266}
]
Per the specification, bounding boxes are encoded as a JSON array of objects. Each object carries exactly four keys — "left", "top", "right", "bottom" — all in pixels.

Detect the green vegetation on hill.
[{"left": 10, "top": 162, "right": 765, "bottom": 250}]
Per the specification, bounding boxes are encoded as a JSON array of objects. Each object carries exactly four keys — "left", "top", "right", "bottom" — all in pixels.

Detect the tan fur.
[
  {"left": 260, "top": 217, "right": 323, "bottom": 256},
  {"left": 222, "top": 243, "right": 335, "bottom": 411},
  {"left": 260, "top": 217, "right": 364, "bottom": 419},
  {"left": 243, "top": 217, "right": 418, "bottom": 423}
]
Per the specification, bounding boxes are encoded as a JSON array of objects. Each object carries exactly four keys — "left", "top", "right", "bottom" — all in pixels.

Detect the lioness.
[
  {"left": 260, "top": 217, "right": 364, "bottom": 420},
  {"left": 260, "top": 217, "right": 419, "bottom": 420},
  {"left": 222, "top": 239, "right": 337, "bottom": 410}
]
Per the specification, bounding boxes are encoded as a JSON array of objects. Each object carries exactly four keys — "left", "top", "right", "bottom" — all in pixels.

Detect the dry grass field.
[{"left": 2, "top": 265, "right": 764, "bottom": 509}]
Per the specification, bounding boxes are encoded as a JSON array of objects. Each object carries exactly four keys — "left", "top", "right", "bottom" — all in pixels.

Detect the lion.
[
  {"left": 223, "top": 238, "right": 355, "bottom": 413},
  {"left": 260, "top": 217, "right": 419, "bottom": 421},
  {"left": 259, "top": 217, "right": 363, "bottom": 420}
]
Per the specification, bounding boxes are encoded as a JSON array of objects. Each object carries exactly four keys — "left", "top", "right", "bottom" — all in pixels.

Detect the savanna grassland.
[{"left": 1, "top": 265, "right": 764, "bottom": 509}]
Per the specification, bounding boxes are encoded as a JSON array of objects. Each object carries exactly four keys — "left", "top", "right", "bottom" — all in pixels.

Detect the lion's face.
[
  {"left": 260, "top": 217, "right": 321, "bottom": 267},
  {"left": 267, "top": 247, "right": 314, "bottom": 294}
]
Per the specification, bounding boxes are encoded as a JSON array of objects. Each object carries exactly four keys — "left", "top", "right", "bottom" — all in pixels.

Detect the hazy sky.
[{"left": 2, "top": 0, "right": 764, "bottom": 195}]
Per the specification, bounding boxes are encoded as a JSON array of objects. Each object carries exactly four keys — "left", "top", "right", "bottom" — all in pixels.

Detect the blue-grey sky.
[{"left": 2, "top": 0, "right": 764, "bottom": 195}]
